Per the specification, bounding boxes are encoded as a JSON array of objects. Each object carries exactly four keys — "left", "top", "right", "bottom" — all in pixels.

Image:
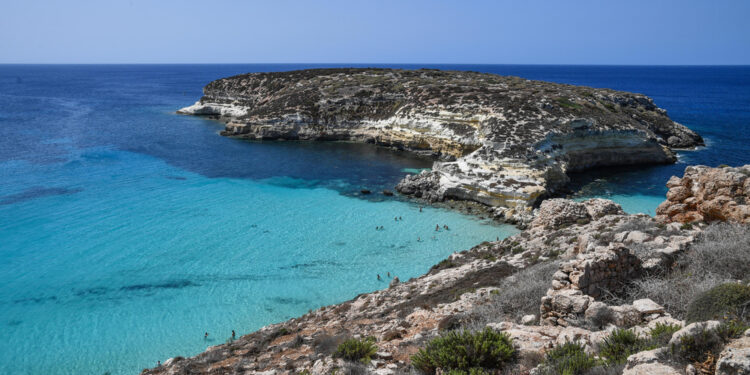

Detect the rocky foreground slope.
[
  {"left": 141, "top": 165, "right": 750, "bottom": 375},
  {"left": 178, "top": 68, "right": 703, "bottom": 222}
]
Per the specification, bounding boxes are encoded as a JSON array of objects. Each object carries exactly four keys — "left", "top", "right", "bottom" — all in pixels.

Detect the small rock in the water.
[
  {"left": 361, "top": 189, "right": 371, "bottom": 195},
  {"left": 382, "top": 190, "right": 394, "bottom": 196}
]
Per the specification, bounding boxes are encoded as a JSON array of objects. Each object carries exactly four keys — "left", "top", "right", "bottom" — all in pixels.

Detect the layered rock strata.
[{"left": 179, "top": 68, "right": 703, "bottom": 221}]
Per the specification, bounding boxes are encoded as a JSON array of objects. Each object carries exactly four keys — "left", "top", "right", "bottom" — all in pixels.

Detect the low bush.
[
  {"left": 686, "top": 283, "right": 750, "bottom": 323},
  {"left": 444, "top": 369, "right": 491, "bottom": 375},
  {"left": 333, "top": 337, "right": 378, "bottom": 363},
  {"left": 410, "top": 328, "right": 515, "bottom": 374},
  {"left": 670, "top": 326, "right": 723, "bottom": 363},
  {"left": 465, "top": 261, "right": 559, "bottom": 328},
  {"left": 716, "top": 320, "right": 750, "bottom": 342},
  {"left": 599, "top": 329, "right": 654, "bottom": 365},
  {"left": 538, "top": 341, "right": 599, "bottom": 375},
  {"left": 648, "top": 322, "right": 681, "bottom": 347},
  {"left": 678, "top": 224, "right": 750, "bottom": 281}
]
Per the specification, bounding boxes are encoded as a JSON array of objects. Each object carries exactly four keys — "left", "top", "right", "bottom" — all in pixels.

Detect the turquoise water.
[
  {"left": 2, "top": 64, "right": 748, "bottom": 374},
  {"left": 1, "top": 147, "right": 513, "bottom": 375},
  {"left": 0, "top": 65, "right": 517, "bottom": 375}
]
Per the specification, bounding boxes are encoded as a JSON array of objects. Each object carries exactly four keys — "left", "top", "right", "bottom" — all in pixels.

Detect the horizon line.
[{"left": 1, "top": 62, "right": 750, "bottom": 67}]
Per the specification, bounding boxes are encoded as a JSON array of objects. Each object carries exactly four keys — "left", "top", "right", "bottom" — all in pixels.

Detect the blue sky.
[{"left": 1, "top": 0, "right": 749, "bottom": 64}]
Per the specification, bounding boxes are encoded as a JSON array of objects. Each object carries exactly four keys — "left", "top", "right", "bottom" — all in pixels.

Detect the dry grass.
[
  {"left": 611, "top": 223, "right": 750, "bottom": 319},
  {"left": 463, "top": 260, "right": 560, "bottom": 329}
]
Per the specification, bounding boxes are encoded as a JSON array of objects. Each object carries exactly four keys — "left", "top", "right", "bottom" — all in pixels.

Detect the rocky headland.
[
  {"left": 141, "top": 165, "right": 750, "bottom": 375},
  {"left": 178, "top": 68, "right": 703, "bottom": 223}
]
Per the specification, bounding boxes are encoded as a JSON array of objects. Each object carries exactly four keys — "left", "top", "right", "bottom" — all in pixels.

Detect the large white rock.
[
  {"left": 625, "top": 347, "right": 668, "bottom": 369},
  {"left": 622, "top": 363, "right": 681, "bottom": 375},
  {"left": 632, "top": 298, "right": 665, "bottom": 315},
  {"left": 716, "top": 336, "right": 750, "bottom": 375}
]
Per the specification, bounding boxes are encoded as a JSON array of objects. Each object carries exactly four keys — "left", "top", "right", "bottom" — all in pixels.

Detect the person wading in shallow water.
[
  {"left": 232, "top": 330, "right": 236, "bottom": 340},
  {"left": 204, "top": 332, "right": 209, "bottom": 340}
]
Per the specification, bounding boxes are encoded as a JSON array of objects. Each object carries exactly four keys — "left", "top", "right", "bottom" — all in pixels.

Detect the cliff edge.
[{"left": 179, "top": 68, "right": 703, "bottom": 222}]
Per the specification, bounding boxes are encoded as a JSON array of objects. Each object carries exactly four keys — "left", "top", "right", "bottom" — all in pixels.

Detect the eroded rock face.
[
  {"left": 657, "top": 165, "right": 750, "bottom": 224},
  {"left": 179, "top": 68, "right": 702, "bottom": 220}
]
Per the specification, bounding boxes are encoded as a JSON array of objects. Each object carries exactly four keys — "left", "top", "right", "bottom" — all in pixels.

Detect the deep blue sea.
[{"left": 0, "top": 64, "right": 748, "bottom": 375}]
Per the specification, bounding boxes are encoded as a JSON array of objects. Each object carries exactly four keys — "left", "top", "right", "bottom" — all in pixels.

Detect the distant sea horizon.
[{"left": 1, "top": 64, "right": 748, "bottom": 375}]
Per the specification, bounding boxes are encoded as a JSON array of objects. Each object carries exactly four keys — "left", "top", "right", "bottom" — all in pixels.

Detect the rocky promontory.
[{"left": 178, "top": 68, "right": 703, "bottom": 222}]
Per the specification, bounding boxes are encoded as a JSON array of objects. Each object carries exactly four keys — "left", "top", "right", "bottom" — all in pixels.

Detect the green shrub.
[
  {"left": 670, "top": 327, "right": 723, "bottom": 363},
  {"left": 716, "top": 320, "right": 750, "bottom": 342},
  {"left": 599, "top": 329, "right": 654, "bottom": 365},
  {"left": 539, "top": 341, "right": 599, "bottom": 375},
  {"left": 333, "top": 337, "right": 378, "bottom": 363},
  {"left": 680, "top": 222, "right": 694, "bottom": 230},
  {"left": 410, "top": 328, "right": 515, "bottom": 374},
  {"left": 649, "top": 323, "right": 682, "bottom": 347},
  {"left": 686, "top": 283, "right": 750, "bottom": 323},
  {"left": 444, "top": 369, "right": 491, "bottom": 375}
]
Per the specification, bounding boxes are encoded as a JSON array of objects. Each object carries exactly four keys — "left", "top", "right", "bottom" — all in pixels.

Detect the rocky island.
[{"left": 178, "top": 68, "right": 703, "bottom": 223}]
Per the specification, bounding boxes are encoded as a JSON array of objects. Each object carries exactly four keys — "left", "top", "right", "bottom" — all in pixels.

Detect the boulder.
[
  {"left": 521, "top": 314, "right": 537, "bottom": 325},
  {"left": 625, "top": 347, "right": 668, "bottom": 369},
  {"left": 622, "top": 363, "right": 681, "bottom": 375},
  {"left": 716, "top": 336, "right": 750, "bottom": 375},
  {"left": 531, "top": 199, "right": 591, "bottom": 229},
  {"left": 657, "top": 165, "right": 750, "bottom": 224},
  {"left": 668, "top": 320, "right": 722, "bottom": 348},
  {"left": 632, "top": 299, "right": 665, "bottom": 315}
]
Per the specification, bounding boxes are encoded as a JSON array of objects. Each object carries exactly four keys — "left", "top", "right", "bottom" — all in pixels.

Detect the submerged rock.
[{"left": 179, "top": 68, "right": 702, "bottom": 221}]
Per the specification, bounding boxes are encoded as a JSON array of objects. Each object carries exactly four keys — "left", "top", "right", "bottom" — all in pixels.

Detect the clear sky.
[{"left": 1, "top": 0, "right": 749, "bottom": 64}]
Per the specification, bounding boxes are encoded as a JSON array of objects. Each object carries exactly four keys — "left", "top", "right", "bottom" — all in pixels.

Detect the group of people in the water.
[{"left": 376, "top": 271, "right": 393, "bottom": 280}]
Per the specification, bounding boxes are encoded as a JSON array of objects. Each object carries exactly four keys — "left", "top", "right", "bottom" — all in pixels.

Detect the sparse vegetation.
[
  {"left": 599, "top": 329, "right": 654, "bottom": 365},
  {"left": 537, "top": 341, "right": 599, "bottom": 375},
  {"left": 410, "top": 328, "right": 515, "bottom": 374},
  {"left": 612, "top": 223, "right": 750, "bottom": 319},
  {"left": 333, "top": 337, "right": 378, "bottom": 363},
  {"left": 648, "top": 322, "right": 681, "bottom": 347},
  {"left": 670, "top": 326, "right": 723, "bottom": 363},
  {"left": 686, "top": 283, "right": 750, "bottom": 323},
  {"left": 465, "top": 261, "right": 559, "bottom": 327}
]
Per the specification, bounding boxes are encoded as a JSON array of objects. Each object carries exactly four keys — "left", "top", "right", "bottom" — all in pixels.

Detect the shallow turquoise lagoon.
[{"left": 0, "top": 147, "right": 516, "bottom": 375}]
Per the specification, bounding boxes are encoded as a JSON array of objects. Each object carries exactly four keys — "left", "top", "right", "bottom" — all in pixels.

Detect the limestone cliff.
[{"left": 179, "top": 68, "right": 703, "bottom": 221}]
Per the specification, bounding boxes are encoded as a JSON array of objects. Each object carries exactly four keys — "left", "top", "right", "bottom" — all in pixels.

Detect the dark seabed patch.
[
  {"left": 0, "top": 187, "right": 83, "bottom": 206},
  {"left": 6, "top": 320, "right": 22, "bottom": 327},
  {"left": 12, "top": 295, "right": 58, "bottom": 305},
  {"left": 165, "top": 175, "right": 188, "bottom": 181},
  {"left": 279, "top": 260, "right": 343, "bottom": 270},
  {"left": 119, "top": 280, "right": 199, "bottom": 292},
  {"left": 267, "top": 297, "right": 311, "bottom": 306}
]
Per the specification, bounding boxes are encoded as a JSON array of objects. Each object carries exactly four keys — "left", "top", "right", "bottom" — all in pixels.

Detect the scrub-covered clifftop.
[{"left": 179, "top": 68, "right": 703, "bottom": 222}]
